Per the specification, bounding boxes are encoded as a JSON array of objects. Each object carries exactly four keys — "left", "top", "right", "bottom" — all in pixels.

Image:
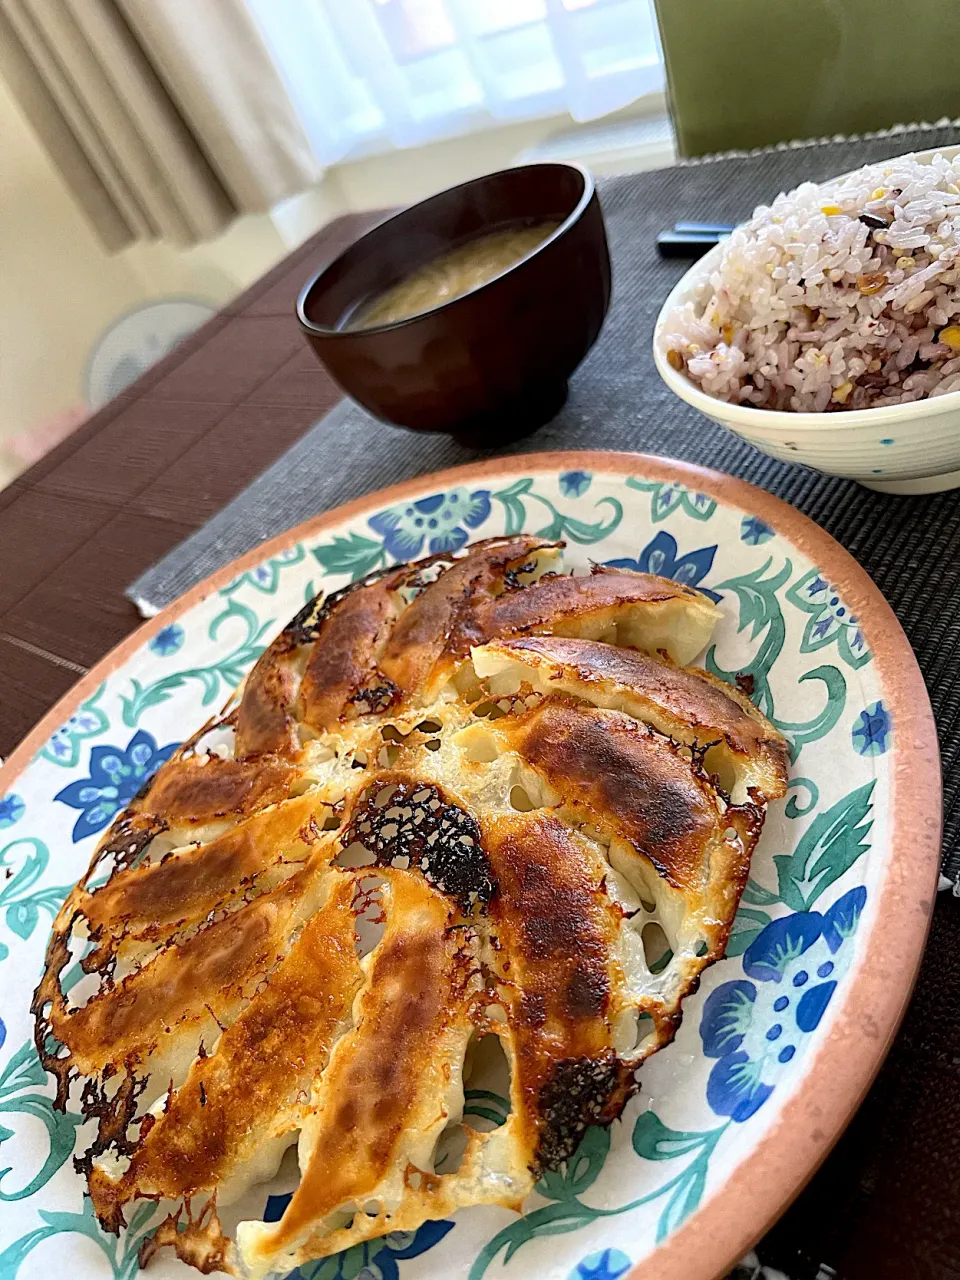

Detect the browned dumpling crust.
[
  {"left": 32, "top": 537, "right": 786, "bottom": 1278},
  {"left": 471, "top": 634, "right": 789, "bottom": 805}
]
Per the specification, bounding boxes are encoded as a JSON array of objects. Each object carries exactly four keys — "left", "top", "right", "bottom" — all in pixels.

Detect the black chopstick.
[
  {"left": 673, "top": 222, "right": 735, "bottom": 236},
  {"left": 657, "top": 222, "right": 734, "bottom": 260}
]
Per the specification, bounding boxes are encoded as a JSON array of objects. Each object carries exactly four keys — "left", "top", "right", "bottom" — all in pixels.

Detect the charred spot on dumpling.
[
  {"left": 535, "top": 1050, "right": 635, "bottom": 1172},
  {"left": 564, "top": 960, "right": 609, "bottom": 1020},
  {"left": 348, "top": 679, "right": 399, "bottom": 716},
  {"left": 344, "top": 779, "right": 496, "bottom": 911},
  {"left": 30, "top": 915, "right": 77, "bottom": 1110},
  {"left": 282, "top": 590, "right": 328, "bottom": 649},
  {"left": 76, "top": 1071, "right": 150, "bottom": 1186},
  {"left": 502, "top": 559, "right": 554, "bottom": 592},
  {"left": 519, "top": 991, "right": 547, "bottom": 1028},
  {"left": 281, "top": 582, "right": 368, "bottom": 650}
]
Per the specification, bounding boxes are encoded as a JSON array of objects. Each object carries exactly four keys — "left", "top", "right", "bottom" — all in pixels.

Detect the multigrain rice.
[{"left": 661, "top": 153, "right": 960, "bottom": 412}]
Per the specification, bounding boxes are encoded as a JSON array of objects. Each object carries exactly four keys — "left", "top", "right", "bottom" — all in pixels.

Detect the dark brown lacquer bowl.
[{"left": 296, "top": 163, "right": 610, "bottom": 447}]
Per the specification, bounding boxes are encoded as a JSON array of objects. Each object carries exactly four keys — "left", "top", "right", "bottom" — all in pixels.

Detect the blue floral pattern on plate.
[
  {"left": 607, "top": 530, "right": 721, "bottom": 602},
  {"left": 786, "top": 569, "right": 870, "bottom": 669},
  {"left": 38, "top": 686, "right": 109, "bottom": 768},
  {"left": 369, "top": 487, "right": 491, "bottom": 558},
  {"left": 570, "top": 1247, "right": 633, "bottom": 1279},
  {"left": 53, "top": 731, "right": 178, "bottom": 842},
  {"left": 559, "top": 470, "right": 592, "bottom": 497},
  {"left": 148, "top": 624, "right": 185, "bottom": 657},
  {"left": 0, "top": 795, "right": 25, "bottom": 829},
  {"left": 852, "top": 701, "right": 891, "bottom": 756},
  {"left": 740, "top": 515, "right": 775, "bottom": 546},
  {"left": 222, "top": 545, "right": 307, "bottom": 597},
  {"left": 701, "top": 888, "right": 867, "bottom": 1122}
]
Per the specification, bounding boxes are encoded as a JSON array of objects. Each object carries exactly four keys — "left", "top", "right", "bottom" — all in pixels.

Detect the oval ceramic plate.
[{"left": 0, "top": 452, "right": 939, "bottom": 1280}]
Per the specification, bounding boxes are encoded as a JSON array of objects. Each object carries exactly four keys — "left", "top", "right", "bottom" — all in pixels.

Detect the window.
[{"left": 246, "top": 0, "right": 663, "bottom": 163}]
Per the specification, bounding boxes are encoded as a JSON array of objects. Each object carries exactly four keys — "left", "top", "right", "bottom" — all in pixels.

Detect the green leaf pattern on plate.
[
  {"left": 0, "top": 1042, "right": 83, "bottom": 1206},
  {"left": 119, "top": 599, "right": 274, "bottom": 727},
  {"left": 785, "top": 568, "right": 872, "bottom": 670},
  {"left": 625, "top": 477, "right": 718, "bottom": 523},
  {"left": 491, "top": 478, "right": 623, "bottom": 544},
  {"left": 0, "top": 1196, "right": 156, "bottom": 1278},
  {"left": 706, "top": 558, "right": 847, "bottom": 762},
  {"left": 312, "top": 532, "right": 388, "bottom": 581},
  {"left": 0, "top": 839, "right": 72, "bottom": 960},
  {"left": 772, "top": 781, "right": 875, "bottom": 913},
  {"left": 470, "top": 1116, "right": 729, "bottom": 1277}
]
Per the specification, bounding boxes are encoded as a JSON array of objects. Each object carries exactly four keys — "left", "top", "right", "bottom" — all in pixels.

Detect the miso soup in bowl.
[{"left": 297, "top": 163, "right": 611, "bottom": 446}]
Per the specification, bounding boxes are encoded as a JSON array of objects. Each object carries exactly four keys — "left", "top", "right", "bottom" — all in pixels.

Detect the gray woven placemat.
[{"left": 128, "top": 122, "right": 960, "bottom": 880}]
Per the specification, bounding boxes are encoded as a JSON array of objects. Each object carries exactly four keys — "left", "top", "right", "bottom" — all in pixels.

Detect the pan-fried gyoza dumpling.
[
  {"left": 470, "top": 634, "right": 790, "bottom": 805},
  {"left": 33, "top": 536, "right": 786, "bottom": 1277}
]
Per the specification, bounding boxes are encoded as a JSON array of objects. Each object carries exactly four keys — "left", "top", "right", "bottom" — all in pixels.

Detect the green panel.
[{"left": 654, "top": 0, "right": 960, "bottom": 157}]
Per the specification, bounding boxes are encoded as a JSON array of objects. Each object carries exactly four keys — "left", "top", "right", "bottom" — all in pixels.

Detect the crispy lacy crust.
[
  {"left": 138, "top": 1198, "right": 231, "bottom": 1275},
  {"left": 33, "top": 538, "right": 786, "bottom": 1277}
]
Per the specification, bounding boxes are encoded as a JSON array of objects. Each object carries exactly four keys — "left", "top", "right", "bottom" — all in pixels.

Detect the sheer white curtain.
[{"left": 245, "top": 0, "right": 664, "bottom": 165}]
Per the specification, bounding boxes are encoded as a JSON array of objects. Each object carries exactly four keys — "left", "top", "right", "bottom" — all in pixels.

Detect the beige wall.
[{"left": 0, "top": 74, "right": 288, "bottom": 468}]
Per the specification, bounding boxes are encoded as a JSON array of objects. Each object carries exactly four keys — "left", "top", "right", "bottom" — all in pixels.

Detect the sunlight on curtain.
[{"left": 245, "top": 0, "right": 663, "bottom": 164}]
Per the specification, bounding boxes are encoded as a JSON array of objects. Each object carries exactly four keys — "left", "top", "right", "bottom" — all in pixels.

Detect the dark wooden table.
[{"left": 1, "top": 211, "right": 957, "bottom": 1280}]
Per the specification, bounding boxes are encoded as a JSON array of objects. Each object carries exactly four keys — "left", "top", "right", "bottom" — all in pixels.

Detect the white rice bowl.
[{"left": 661, "top": 152, "right": 960, "bottom": 412}]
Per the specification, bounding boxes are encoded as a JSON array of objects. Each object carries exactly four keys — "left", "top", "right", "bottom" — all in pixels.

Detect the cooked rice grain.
[{"left": 661, "top": 153, "right": 960, "bottom": 411}]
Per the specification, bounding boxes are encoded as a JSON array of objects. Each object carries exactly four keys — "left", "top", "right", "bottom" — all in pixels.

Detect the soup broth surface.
[{"left": 351, "top": 221, "right": 559, "bottom": 329}]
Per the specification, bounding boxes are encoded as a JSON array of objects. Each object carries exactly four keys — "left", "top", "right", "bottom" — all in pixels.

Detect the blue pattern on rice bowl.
[{"left": 660, "top": 153, "right": 960, "bottom": 412}]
